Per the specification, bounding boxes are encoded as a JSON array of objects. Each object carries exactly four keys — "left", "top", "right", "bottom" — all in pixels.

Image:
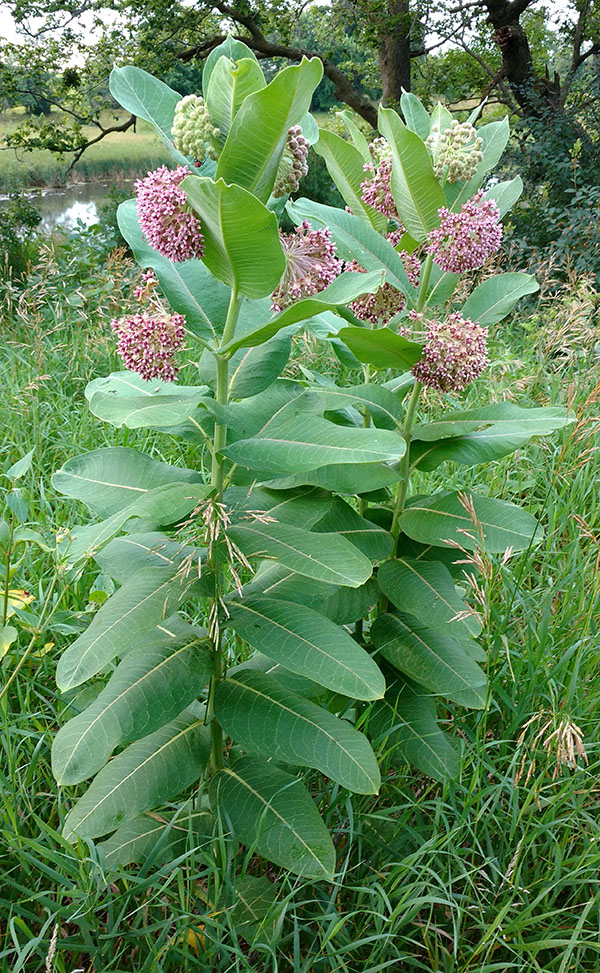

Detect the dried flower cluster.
[
  {"left": 360, "top": 138, "right": 398, "bottom": 220},
  {"left": 271, "top": 220, "right": 342, "bottom": 311},
  {"left": 172, "top": 94, "right": 221, "bottom": 162},
  {"left": 347, "top": 229, "right": 421, "bottom": 325},
  {"left": 410, "top": 311, "right": 489, "bottom": 391},
  {"left": 111, "top": 311, "right": 186, "bottom": 382},
  {"left": 426, "top": 120, "right": 483, "bottom": 182},
  {"left": 273, "top": 125, "right": 310, "bottom": 198},
  {"left": 135, "top": 165, "right": 205, "bottom": 263},
  {"left": 427, "top": 190, "right": 502, "bottom": 273}
]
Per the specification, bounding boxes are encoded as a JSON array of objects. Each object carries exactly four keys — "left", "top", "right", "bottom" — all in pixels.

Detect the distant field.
[{"left": 0, "top": 108, "right": 171, "bottom": 191}]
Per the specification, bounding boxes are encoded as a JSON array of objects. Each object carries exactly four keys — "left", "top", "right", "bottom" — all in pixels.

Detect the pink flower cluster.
[
  {"left": 346, "top": 230, "right": 420, "bottom": 325},
  {"left": 360, "top": 138, "right": 398, "bottom": 220},
  {"left": 427, "top": 191, "right": 502, "bottom": 274},
  {"left": 135, "top": 165, "right": 205, "bottom": 263},
  {"left": 133, "top": 269, "right": 158, "bottom": 301},
  {"left": 271, "top": 221, "right": 343, "bottom": 311},
  {"left": 111, "top": 311, "right": 186, "bottom": 383},
  {"left": 410, "top": 312, "right": 489, "bottom": 392},
  {"left": 273, "top": 126, "right": 310, "bottom": 198}
]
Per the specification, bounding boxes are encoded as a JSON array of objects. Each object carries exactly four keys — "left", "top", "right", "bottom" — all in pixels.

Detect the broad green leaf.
[
  {"left": 484, "top": 176, "right": 523, "bottom": 218},
  {"left": 461, "top": 273, "right": 538, "bottom": 326},
  {"left": 206, "top": 56, "right": 266, "bottom": 136},
  {"left": 308, "top": 382, "right": 404, "bottom": 428},
  {"left": 6, "top": 448, "right": 34, "bottom": 480},
  {"left": 202, "top": 37, "right": 260, "bottom": 95},
  {"left": 182, "top": 175, "right": 285, "bottom": 299},
  {"left": 220, "top": 271, "right": 385, "bottom": 355},
  {"left": 251, "top": 565, "right": 379, "bottom": 626},
  {"left": 231, "top": 874, "right": 277, "bottom": 939},
  {"left": 313, "top": 499, "right": 394, "bottom": 560},
  {"left": 222, "top": 404, "right": 406, "bottom": 474},
  {"left": 225, "top": 595, "right": 385, "bottom": 699},
  {"left": 425, "top": 264, "right": 460, "bottom": 307},
  {"left": 288, "top": 198, "right": 416, "bottom": 298},
  {"left": 228, "top": 330, "right": 293, "bottom": 399},
  {"left": 217, "top": 58, "right": 323, "bottom": 201},
  {"left": 95, "top": 532, "right": 201, "bottom": 583},
  {"left": 378, "top": 557, "right": 482, "bottom": 640},
  {"left": 63, "top": 712, "right": 211, "bottom": 841},
  {"left": 228, "top": 520, "right": 373, "bottom": 586},
  {"left": 53, "top": 617, "right": 211, "bottom": 785},
  {"left": 98, "top": 809, "right": 214, "bottom": 869},
  {"left": 88, "top": 382, "right": 210, "bottom": 431},
  {"left": 378, "top": 107, "right": 445, "bottom": 241},
  {"left": 109, "top": 66, "right": 187, "bottom": 164},
  {"left": 267, "top": 462, "right": 400, "bottom": 495},
  {"left": 117, "top": 198, "right": 232, "bottom": 344},
  {"left": 400, "top": 491, "right": 543, "bottom": 552},
  {"left": 313, "top": 127, "right": 387, "bottom": 231},
  {"left": 226, "top": 485, "right": 331, "bottom": 530},
  {"left": 0, "top": 624, "right": 18, "bottom": 658},
  {"left": 210, "top": 754, "right": 335, "bottom": 878},
  {"left": 215, "top": 670, "right": 380, "bottom": 793},
  {"left": 56, "top": 567, "right": 208, "bottom": 691},
  {"left": 369, "top": 676, "right": 459, "bottom": 781},
  {"left": 371, "top": 612, "right": 486, "bottom": 708},
  {"left": 52, "top": 446, "right": 201, "bottom": 518},
  {"left": 335, "top": 326, "right": 422, "bottom": 371},
  {"left": 233, "top": 649, "right": 323, "bottom": 700},
  {"left": 400, "top": 92, "right": 431, "bottom": 139},
  {"left": 338, "top": 109, "right": 371, "bottom": 162}
]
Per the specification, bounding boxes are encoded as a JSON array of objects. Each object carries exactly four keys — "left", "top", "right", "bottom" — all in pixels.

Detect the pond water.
[{"left": 0, "top": 181, "right": 134, "bottom": 234}]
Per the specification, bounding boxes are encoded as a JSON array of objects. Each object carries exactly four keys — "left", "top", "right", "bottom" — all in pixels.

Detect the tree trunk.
[{"left": 378, "top": 0, "right": 412, "bottom": 105}]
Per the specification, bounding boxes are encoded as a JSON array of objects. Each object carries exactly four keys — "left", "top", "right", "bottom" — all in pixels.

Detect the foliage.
[
  {"left": 47, "top": 38, "right": 573, "bottom": 892},
  {"left": 0, "top": 190, "right": 42, "bottom": 278}
]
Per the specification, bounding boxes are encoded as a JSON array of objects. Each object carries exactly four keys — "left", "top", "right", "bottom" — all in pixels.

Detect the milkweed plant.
[{"left": 51, "top": 38, "right": 571, "bottom": 881}]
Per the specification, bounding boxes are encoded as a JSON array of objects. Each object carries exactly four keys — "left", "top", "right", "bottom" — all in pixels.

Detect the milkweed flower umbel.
[
  {"left": 270, "top": 221, "right": 342, "bottom": 311},
  {"left": 426, "top": 120, "right": 483, "bottom": 183},
  {"left": 135, "top": 165, "right": 205, "bottom": 263},
  {"left": 111, "top": 311, "right": 186, "bottom": 383},
  {"left": 347, "top": 228, "right": 421, "bottom": 325},
  {"left": 426, "top": 191, "right": 502, "bottom": 273},
  {"left": 360, "top": 138, "right": 398, "bottom": 220},
  {"left": 410, "top": 312, "right": 488, "bottom": 392},
  {"left": 172, "top": 94, "right": 221, "bottom": 161},
  {"left": 273, "top": 126, "right": 310, "bottom": 198}
]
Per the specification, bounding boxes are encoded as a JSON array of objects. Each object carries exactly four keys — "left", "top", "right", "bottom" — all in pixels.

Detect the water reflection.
[{"left": 0, "top": 181, "right": 134, "bottom": 233}]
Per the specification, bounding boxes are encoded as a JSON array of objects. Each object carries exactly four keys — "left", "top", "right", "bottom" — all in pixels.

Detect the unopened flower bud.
[
  {"left": 426, "top": 119, "right": 484, "bottom": 183},
  {"left": 172, "top": 94, "right": 221, "bottom": 162}
]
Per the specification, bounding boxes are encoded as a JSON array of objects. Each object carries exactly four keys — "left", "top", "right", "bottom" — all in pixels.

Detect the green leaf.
[
  {"left": 378, "top": 107, "right": 445, "bottom": 241},
  {"left": 399, "top": 492, "right": 543, "bottom": 552},
  {"left": 6, "top": 448, "right": 34, "bottom": 480},
  {"left": 210, "top": 754, "right": 335, "bottom": 878},
  {"left": 228, "top": 330, "right": 293, "bottom": 399},
  {"left": 425, "top": 265, "right": 460, "bottom": 307},
  {"left": 88, "top": 377, "right": 210, "bottom": 430},
  {"left": 313, "top": 499, "right": 394, "bottom": 560},
  {"left": 0, "top": 625, "right": 18, "bottom": 658},
  {"left": 307, "top": 382, "right": 404, "bottom": 428},
  {"left": 206, "top": 56, "right": 266, "bottom": 136},
  {"left": 226, "top": 485, "right": 331, "bottom": 530},
  {"left": 266, "top": 462, "right": 400, "bottom": 496},
  {"left": 288, "top": 198, "right": 415, "bottom": 298},
  {"left": 371, "top": 613, "right": 486, "bottom": 708},
  {"left": 56, "top": 567, "right": 208, "bottom": 691},
  {"left": 400, "top": 92, "right": 431, "bottom": 139},
  {"left": 98, "top": 808, "right": 214, "bottom": 869},
  {"left": 182, "top": 175, "right": 285, "bottom": 299},
  {"left": 251, "top": 564, "right": 378, "bottom": 626},
  {"left": 52, "top": 446, "right": 201, "bottom": 518},
  {"left": 225, "top": 594, "right": 385, "bottom": 699},
  {"left": 220, "top": 271, "right": 385, "bottom": 355},
  {"left": 231, "top": 874, "right": 277, "bottom": 940},
  {"left": 369, "top": 677, "right": 459, "bottom": 781},
  {"left": 202, "top": 38, "right": 260, "bottom": 95},
  {"left": 216, "top": 58, "right": 323, "bottom": 201},
  {"left": 222, "top": 401, "right": 406, "bottom": 474},
  {"left": 377, "top": 557, "right": 482, "bottom": 640},
  {"left": 215, "top": 670, "right": 380, "bottom": 793},
  {"left": 313, "top": 128, "right": 387, "bottom": 231},
  {"left": 95, "top": 532, "right": 200, "bottom": 583},
  {"left": 63, "top": 712, "right": 211, "bottom": 841},
  {"left": 228, "top": 520, "right": 373, "bottom": 586},
  {"left": 335, "top": 326, "right": 422, "bottom": 371},
  {"left": 484, "top": 176, "right": 523, "bottom": 218},
  {"left": 233, "top": 648, "right": 323, "bottom": 700},
  {"left": 461, "top": 273, "right": 539, "bottom": 326},
  {"left": 109, "top": 65, "right": 187, "bottom": 164},
  {"left": 338, "top": 109, "right": 371, "bottom": 162},
  {"left": 53, "top": 616, "right": 211, "bottom": 785}
]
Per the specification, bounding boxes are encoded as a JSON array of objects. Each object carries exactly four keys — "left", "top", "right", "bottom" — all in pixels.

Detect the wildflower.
[
  {"left": 426, "top": 120, "right": 483, "bottom": 183},
  {"left": 347, "top": 229, "right": 420, "bottom": 325},
  {"left": 270, "top": 220, "right": 342, "bottom": 311},
  {"left": 135, "top": 165, "right": 205, "bottom": 263},
  {"left": 360, "top": 138, "right": 398, "bottom": 220},
  {"left": 273, "top": 125, "right": 310, "bottom": 198},
  {"left": 133, "top": 269, "right": 158, "bottom": 301},
  {"left": 111, "top": 311, "right": 186, "bottom": 383},
  {"left": 410, "top": 311, "right": 488, "bottom": 391},
  {"left": 426, "top": 190, "right": 502, "bottom": 273},
  {"left": 172, "top": 94, "right": 221, "bottom": 161}
]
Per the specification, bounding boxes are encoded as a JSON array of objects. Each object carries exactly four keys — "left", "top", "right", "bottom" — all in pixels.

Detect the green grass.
[
  {"left": 0, "top": 109, "right": 171, "bottom": 190},
  {"left": 0, "top": 246, "right": 599, "bottom": 972}
]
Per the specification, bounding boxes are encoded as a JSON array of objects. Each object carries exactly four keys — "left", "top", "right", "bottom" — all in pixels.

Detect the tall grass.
[{"left": 0, "top": 246, "right": 598, "bottom": 972}]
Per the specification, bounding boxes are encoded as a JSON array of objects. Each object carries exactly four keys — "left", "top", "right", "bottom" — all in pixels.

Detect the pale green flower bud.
[
  {"left": 172, "top": 94, "right": 221, "bottom": 162},
  {"left": 426, "top": 119, "right": 484, "bottom": 183}
]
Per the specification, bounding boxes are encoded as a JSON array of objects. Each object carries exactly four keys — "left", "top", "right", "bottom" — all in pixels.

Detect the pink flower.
[
  {"left": 346, "top": 230, "right": 420, "bottom": 325},
  {"left": 426, "top": 191, "right": 502, "bottom": 274},
  {"left": 111, "top": 311, "right": 186, "bottom": 383},
  {"left": 410, "top": 312, "right": 488, "bottom": 391},
  {"left": 270, "top": 221, "right": 342, "bottom": 311},
  {"left": 360, "top": 138, "right": 398, "bottom": 220},
  {"left": 135, "top": 165, "right": 204, "bottom": 263}
]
